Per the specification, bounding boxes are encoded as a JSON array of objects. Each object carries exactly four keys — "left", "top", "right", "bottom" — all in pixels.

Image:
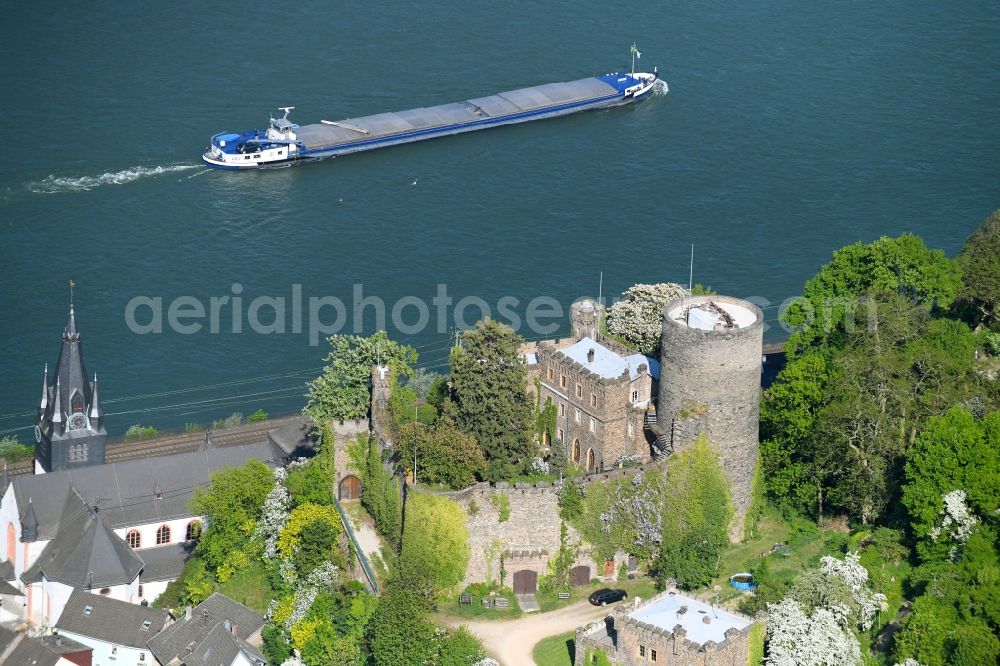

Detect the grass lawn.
[
  {"left": 218, "top": 560, "right": 274, "bottom": 613},
  {"left": 532, "top": 631, "right": 576, "bottom": 666},
  {"left": 536, "top": 577, "right": 657, "bottom": 613},
  {"left": 701, "top": 507, "right": 830, "bottom": 608},
  {"left": 436, "top": 587, "right": 523, "bottom": 621}
]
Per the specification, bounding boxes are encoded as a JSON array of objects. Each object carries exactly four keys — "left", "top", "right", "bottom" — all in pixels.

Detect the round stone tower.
[
  {"left": 657, "top": 295, "right": 763, "bottom": 539},
  {"left": 570, "top": 298, "right": 600, "bottom": 340}
]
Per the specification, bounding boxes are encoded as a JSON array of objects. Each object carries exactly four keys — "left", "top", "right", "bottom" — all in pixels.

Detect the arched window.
[
  {"left": 185, "top": 521, "right": 202, "bottom": 541},
  {"left": 586, "top": 448, "right": 596, "bottom": 472},
  {"left": 572, "top": 439, "right": 581, "bottom": 463},
  {"left": 126, "top": 530, "right": 141, "bottom": 549},
  {"left": 156, "top": 525, "right": 171, "bottom": 545},
  {"left": 6, "top": 523, "right": 15, "bottom": 562}
]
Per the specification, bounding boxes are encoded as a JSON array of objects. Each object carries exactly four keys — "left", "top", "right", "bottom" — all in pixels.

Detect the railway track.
[{"left": 2, "top": 416, "right": 301, "bottom": 481}]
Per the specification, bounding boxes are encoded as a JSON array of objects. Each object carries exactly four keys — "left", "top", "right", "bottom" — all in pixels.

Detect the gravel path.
[{"left": 444, "top": 599, "right": 611, "bottom": 665}]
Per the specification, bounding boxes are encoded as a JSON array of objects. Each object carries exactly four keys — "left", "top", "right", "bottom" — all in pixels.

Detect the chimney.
[
  {"left": 703, "top": 615, "right": 712, "bottom": 624},
  {"left": 184, "top": 606, "right": 192, "bottom": 621},
  {"left": 587, "top": 348, "right": 595, "bottom": 363}
]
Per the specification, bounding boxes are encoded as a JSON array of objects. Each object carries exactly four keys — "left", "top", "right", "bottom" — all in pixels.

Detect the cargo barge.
[{"left": 202, "top": 55, "right": 663, "bottom": 169}]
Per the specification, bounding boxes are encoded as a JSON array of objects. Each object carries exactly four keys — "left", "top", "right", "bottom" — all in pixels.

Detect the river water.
[{"left": 1, "top": 1, "right": 997, "bottom": 436}]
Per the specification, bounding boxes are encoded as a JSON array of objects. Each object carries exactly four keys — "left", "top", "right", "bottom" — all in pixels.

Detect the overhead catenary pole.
[
  {"left": 689, "top": 243, "right": 695, "bottom": 291},
  {"left": 598, "top": 270, "right": 604, "bottom": 334}
]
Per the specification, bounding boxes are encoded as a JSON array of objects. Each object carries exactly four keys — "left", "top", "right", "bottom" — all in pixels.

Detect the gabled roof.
[
  {"left": 0, "top": 625, "right": 92, "bottom": 666},
  {"left": 148, "top": 593, "right": 265, "bottom": 665},
  {"left": 10, "top": 441, "right": 285, "bottom": 540},
  {"left": 56, "top": 588, "right": 170, "bottom": 648},
  {"left": 267, "top": 414, "right": 317, "bottom": 457},
  {"left": 22, "top": 488, "right": 144, "bottom": 588},
  {"left": 185, "top": 622, "right": 266, "bottom": 666}
]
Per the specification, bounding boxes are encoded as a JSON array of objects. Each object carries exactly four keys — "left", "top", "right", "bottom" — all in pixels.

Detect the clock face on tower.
[
  {"left": 34, "top": 425, "right": 42, "bottom": 443},
  {"left": 68, "top": 413, "right": 88, "bottom": 431}
]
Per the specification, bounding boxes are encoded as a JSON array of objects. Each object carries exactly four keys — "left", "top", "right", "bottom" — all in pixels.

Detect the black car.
[{"left": 589, "top": 588, "right": 628, "bottom": 606}]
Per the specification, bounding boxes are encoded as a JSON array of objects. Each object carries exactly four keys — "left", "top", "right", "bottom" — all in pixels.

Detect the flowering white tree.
[
  {"left": 254, "top": 467, "right": 291, "bottom": 559},
  {"left": 819, "top": 552, "right": 888, "bottom": 630},
  {"left": 605, "top": 282, "right": 688, "bottom": 355},
  {"left": 928, "top": 489, "right": 978, "bottom": 559},
  {"left": 599, "top": 471, "right": 662, "bottom": 549},
  {"left": 767, "top": 552, "right": 886, "bottom": 665},
  {"left": 285, "top": 561, "right": 339, "bottom": 629},
  {"left": 765, "top": 598, "right": 862, "bottom": 666}
]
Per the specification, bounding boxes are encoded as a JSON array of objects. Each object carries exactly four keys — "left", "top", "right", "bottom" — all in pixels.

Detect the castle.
[{"left": 523, "top": 293, "right": 763, "bottom": 536}]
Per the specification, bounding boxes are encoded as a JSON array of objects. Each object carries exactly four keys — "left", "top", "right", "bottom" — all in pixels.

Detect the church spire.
[
  {"left": 35, "top": 288, "right": 108, "bottom": 473},
  {"left": 38, "top": 364, "right": 49, "bottom": 412},
  {"left": 89, "top": 373, "right": 103, "bottom": 421},
  {"left": 51, "top": 376, "right": 63, "bottom": 425},
  {"left": 21, "top": 498, "right": 38, "bottom": 542}
]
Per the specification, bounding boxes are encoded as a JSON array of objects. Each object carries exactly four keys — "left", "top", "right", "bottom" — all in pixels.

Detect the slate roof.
[
  {"left": 55, "top": 588, "right": 170, "bottom": 648},
  {"left": 10, "top": 441, "right": 286, "bottom": 540},
  {"left": 0, "top": 559, "right": 15, "bottom": 581},
  {"left": 138, "top": 542, "right": 196, "bottom": 582},
  {"left": 22, "top": 488, "right": 144, "bottom": 588},
  {"left": 559, "top": 337, "right": 660, "bottom": 381},
  {"left": 0, "top": 625, "right": 92, "bottom": 666},
  {"left": 148, "top": 593, "right": 265, "bottom": 665},
  {"left": 267, "top": 414, "right": 317, "bottom": 457},
  {"left": 184, "top": 622, "right": 266, "bottom": 666},
  {"left": 0, "top": 560, "right": 19, "bottom": 595}
]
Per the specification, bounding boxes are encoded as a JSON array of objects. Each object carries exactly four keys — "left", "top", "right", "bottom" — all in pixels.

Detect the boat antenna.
[
  {"left": 630, "top": 43, "right": 641, "bottom": 75},
  {"left": 278, "top": 106, "right": 295, "bottom": 120}
]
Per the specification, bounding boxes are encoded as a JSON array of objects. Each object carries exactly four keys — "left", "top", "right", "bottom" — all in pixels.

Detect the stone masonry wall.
[{"left": 658, "top": 296, "right": 763, "bottom": 540}]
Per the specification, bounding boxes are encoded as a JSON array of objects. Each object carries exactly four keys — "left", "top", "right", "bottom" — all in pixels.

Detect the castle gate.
[
  {"left": 339, "top": 474, "right": 361, "bottom": 500},
  {"left": 570, "top": 565, "right": 590, "bottom": 586},
  {"left": 512, "top": 569, "right": 537, "bottom": 594}
]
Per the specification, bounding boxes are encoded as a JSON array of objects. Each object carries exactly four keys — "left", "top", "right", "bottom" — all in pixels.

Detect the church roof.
[
  {"left": 138, "top": 542, "right": 196, "bottom": 582},
  {"left": 0, "top": 626, "right": 92, "bottom": 666},
  {"left": 56, "top": 588, "right": 171, "bottom": 649},
  {"left": 10, "top": 441, "right": 285, "bottom": 541},
  {"left": 22, "top": 488, "right": 144, "bottom": 588},
  {"left": 148, "top": 592, "right": 265, "bottom": 665},
  {"left": 50, "top": 305, "right": 94, "bottom": 423}
]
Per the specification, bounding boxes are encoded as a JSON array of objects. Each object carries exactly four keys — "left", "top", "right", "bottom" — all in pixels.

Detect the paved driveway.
[{"left": 443, "top": 599, "right": 611, "bottom": 665}]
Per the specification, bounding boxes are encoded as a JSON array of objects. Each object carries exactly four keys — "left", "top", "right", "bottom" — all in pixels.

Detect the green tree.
[
  {"left": 655, "top": 437, "right": 732, "bottom": 589},
  {"left": 366, "top": 584, "right": 436, "bottom": 666},
  {"left": 191, "top": 460, "right": 274, "bottom": 572},
  {"left": 286, "top": 423, "right": 335, "bottom": 507},
  {"left": 782, "top": 233, "right": 962, "bottom": 356},
  {"left": 396, "top": 418, "right": 484, "bottom": 489},
  {"left": 347, "top": 436, "right": 403, "bottom": 550},
  {"left": 399, "top": 492, "right": 470, "bottom": 597},
  {"left": 893, "top": 595, "right": 959, "bottom": 666},
  {"left": 447, "top": 319, "right": 535, "bottom": 480},
  {"left": 956, "top": 209, "right": 1000, "bottom": 328},
  {"left": 902, "top": 408, "right": 1000, "bottom": 550},
  {"left": 306, "top": 330, "right": 417, "bottom": 422}
]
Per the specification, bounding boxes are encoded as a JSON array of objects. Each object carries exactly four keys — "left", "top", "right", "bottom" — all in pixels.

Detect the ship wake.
[
  {"left": 652, "top": 79, "right": 669, "bottom": 96},
  {"left": 27, "top": 164, "right": 200, "bottom": 194}
]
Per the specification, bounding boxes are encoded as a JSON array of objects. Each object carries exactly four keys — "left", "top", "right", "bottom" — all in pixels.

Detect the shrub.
[
  {"left": 490, "top": 493, "right": 511, "bottom": 522},
  {"left": 124, "top": 424, "right": 158, "bottom": 441},
  {"left": 247, "top": 409, "right": 268, "bottom": 423},
  {"left": 212, "top": 412, "right": 243, "bottom": 429},
  {"left": 0, "top": 436, "right": 34, "bottom": 462}
]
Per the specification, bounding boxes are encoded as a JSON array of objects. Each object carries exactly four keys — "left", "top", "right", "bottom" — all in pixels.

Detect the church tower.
[{"left": 34, "top": 293, "right": 107, "bottom": 473}]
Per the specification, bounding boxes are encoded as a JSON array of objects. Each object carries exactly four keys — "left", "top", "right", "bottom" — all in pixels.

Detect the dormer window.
[
  {"left": 141, "top": 619, "right": 152, "bottom": 631},
  {"left": 83, "top": 605, "right": 93, "bottom": 616},
  {"left": 71, "top": 390, "right": 84, "bottom": 413}
]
